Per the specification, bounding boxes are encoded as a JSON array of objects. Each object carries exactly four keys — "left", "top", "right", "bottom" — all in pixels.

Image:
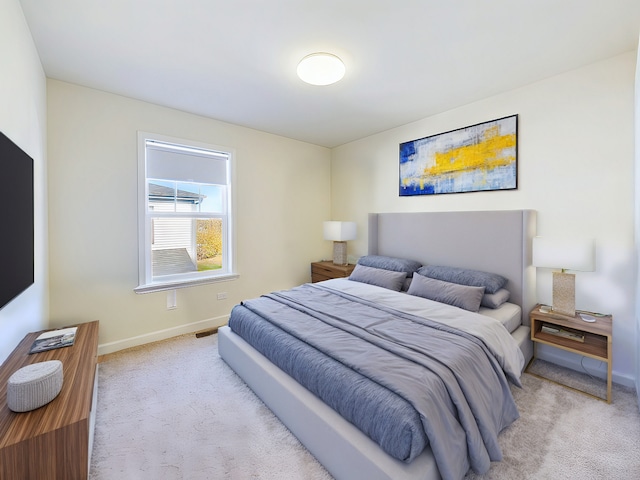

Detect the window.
[{"left": 135, "top": 132, "right": 236, "bottom": 293}]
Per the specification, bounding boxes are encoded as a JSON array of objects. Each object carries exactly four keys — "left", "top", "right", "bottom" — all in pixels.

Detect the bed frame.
[{"left": 219, "top": 209, "right": 537, "bottom": 480}]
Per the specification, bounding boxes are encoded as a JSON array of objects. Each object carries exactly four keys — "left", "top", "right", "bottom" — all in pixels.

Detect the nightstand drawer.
[
  {"left": 311, "top": 261, "right": 355, "bottom": 283},
  {"left": 311, "top": 272, "right": 335, "bottom": 283}
]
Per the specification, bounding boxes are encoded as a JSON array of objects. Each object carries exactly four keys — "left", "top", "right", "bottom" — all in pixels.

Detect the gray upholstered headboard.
[{"left": 368, "top": 210, "right": 537, "bottom": 326}]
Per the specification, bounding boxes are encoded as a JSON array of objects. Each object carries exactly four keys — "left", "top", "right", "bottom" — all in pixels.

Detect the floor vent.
[{"left": 195, "top": 327, "right": 218, "bottom": 338}]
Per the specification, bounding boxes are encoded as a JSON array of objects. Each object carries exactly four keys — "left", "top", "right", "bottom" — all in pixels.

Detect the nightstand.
[
  {"left": 311, "top": 261, "right": 355, "bottom": 283},
  {"left": 528, "top": 304, "right": 613, "bottom": 403}
]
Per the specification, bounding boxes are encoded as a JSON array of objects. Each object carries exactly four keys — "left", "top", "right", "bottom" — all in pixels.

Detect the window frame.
[{"left": 135, "top": 131, "right": 237, "bottom": 294}]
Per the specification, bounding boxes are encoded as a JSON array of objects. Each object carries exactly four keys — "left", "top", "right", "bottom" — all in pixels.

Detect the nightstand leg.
[{"left": 607, "top": 356, "right": 612, "bottom": 404}]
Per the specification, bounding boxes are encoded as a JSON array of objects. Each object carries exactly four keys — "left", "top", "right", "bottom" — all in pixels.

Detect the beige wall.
[
  {"left": 0, "top": 0, "right": 48, "bottom": 363},
  {"left": 47, "top": 80, "right": 331, "bottom": 353},
  {"left": 332, "top": 52, "right": 637, "bottom": 386}
]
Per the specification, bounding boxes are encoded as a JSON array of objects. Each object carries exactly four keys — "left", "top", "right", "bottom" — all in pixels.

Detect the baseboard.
[
  {"left": 536, "top": 344, "right": 635, "bottom": 389},
  {"left": 97, "top": 315, "right": 229, "bottom": 356}
]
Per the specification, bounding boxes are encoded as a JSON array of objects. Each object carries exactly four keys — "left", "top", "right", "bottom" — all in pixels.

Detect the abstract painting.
[{"left": 399, "top": 115, "right": 517, "bottom": 196}]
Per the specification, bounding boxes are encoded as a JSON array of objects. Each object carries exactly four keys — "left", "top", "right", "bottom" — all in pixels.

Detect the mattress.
[{"left": 478, "top": 302, "right": 522, "bottom": 333}]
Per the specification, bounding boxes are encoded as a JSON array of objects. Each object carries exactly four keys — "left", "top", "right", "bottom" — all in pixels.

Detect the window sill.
[{"left": 134, "top": 273, "right": 239, "bottom": 294}]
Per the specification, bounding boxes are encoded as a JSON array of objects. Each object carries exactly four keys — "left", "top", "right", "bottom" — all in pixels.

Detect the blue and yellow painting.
[{"left": 399, "top": 115, "right": 517, "bottom": 196}]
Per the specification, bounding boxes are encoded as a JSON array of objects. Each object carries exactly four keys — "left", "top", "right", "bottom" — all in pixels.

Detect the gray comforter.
[{"left": 229, "top": 283, "right": 520, "bottom": 480}]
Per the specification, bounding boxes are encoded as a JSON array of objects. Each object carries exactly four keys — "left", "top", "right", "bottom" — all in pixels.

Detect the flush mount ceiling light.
[{"left": 297, "top": 53, "right": 346, "bottom": 86}]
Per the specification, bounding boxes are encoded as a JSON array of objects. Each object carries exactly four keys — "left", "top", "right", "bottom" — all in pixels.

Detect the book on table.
[
  {"left": 540, "top": 324, "right": 585, "bottom": 343},
  {"left": 29, "top": 327, "right": 77, "bottom": 354}
]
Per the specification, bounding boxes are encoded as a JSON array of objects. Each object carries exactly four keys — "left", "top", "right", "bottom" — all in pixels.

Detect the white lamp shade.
[
  {"left": 323, "top": 221, "right": 356, "bottom": 241},
  {"left": 532, "top": 236, "right": 595, "bottom": 272}
]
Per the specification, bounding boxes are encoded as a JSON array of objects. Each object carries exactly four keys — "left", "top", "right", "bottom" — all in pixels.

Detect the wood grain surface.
[{"left": 0, "top": 321, "right": 99, "bottom": 479}]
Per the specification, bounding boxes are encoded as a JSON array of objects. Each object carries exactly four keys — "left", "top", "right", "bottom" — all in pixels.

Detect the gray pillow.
[
  {"left": 407, "top": 273, "right": 485, "bottom": 312},
  {"left": 417, "top": 265, "right": 506, "bottom": 294},
  {"left": 357, "top": 255, "right": 422, "bottom": 277},
  {"left": 349, "top": 264, "right": 406, "bottom": 291},
  {"left": 481, "top": 288, "right": 511, "bottom": 309}
]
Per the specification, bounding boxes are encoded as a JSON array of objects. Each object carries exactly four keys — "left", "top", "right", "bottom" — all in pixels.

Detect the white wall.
[
  {"left": 47, "top": 80, "right": 331, "bottom": 354},
  {"left": 332, "top": 52, "right": 637, "bottom": 386},
  {"left": 0, "top": 0, "right": 48, "bottom": 363}
]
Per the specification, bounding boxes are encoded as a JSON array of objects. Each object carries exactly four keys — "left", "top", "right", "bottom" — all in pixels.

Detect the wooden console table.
[{"left": 0, "top": 321, "right": 99, "bottom": 479}]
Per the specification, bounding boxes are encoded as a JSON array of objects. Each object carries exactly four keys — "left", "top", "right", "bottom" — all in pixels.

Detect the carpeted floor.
[
  {"left": 89, "top": 333, "right": 640, "bottom": 480},
  {"left": 466, "top": 359, "right": 640, "bottom": 479}
]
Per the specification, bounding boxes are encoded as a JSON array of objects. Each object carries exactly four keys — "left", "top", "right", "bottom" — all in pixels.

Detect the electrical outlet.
[
  {"left": 217, "top": 292, "right": 227, "bottom": 300},
  {"left": 167, "top": 290, "right": 177, "bottom": 310}
]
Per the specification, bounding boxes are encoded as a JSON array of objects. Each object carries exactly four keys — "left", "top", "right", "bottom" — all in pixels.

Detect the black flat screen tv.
[{"left": 0, "top": 132, "right": 34, "bottom": 310}]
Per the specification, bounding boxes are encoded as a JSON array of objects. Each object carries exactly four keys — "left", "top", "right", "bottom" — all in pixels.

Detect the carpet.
[
  {"left": 90, "top": 333, "right": 331, "bottom": 480},
  {"left": 89, "top": 333, "right": 640, "bottom": 479}
]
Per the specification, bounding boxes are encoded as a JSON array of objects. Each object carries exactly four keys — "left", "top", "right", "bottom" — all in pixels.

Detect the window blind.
[{"left": 146, "top": 141, "right": 228, "bottom": 185}]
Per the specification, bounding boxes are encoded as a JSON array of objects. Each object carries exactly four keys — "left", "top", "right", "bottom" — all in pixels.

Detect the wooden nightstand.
[
  {"left": 528, "top": 304, "right": 613, "bottom": 403},
  {"left": 311, "top": 261, "right": 355, "bottom": 283}
]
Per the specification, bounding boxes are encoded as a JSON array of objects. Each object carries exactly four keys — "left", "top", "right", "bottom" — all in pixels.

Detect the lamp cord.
[{"left": 580, "top": 356, "right": 604, "bottom": 382}]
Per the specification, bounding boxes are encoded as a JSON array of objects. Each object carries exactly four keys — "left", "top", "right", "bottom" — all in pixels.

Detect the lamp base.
[
  {"left": 552, "top": 271, "right": 575, "bottom": 316},
  {"left": 332, "top": 241, "right": 348, "bottom": 265}
]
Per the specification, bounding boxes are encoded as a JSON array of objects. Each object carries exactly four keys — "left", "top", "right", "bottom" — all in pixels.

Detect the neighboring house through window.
[{"left": 135, "top": 132, "right": 236, "bottom": 293}]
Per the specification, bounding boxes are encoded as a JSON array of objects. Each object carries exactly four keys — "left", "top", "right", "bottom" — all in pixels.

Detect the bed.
[{"left": 219, "top": 210, "right": 537, "bottom": 480}]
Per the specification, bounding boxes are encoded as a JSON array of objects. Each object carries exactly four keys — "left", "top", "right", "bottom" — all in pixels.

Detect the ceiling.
[{"left": 19, "top": 0, "right": 640, "bottom": 148}]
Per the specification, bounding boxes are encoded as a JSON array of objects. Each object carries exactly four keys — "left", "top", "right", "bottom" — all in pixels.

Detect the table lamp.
[
  {"left": 532, "top": 236, "right": 595, "bottom": 317},
  {"left": 323, "top": 221, "right": 356, "bottom": 265}
]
